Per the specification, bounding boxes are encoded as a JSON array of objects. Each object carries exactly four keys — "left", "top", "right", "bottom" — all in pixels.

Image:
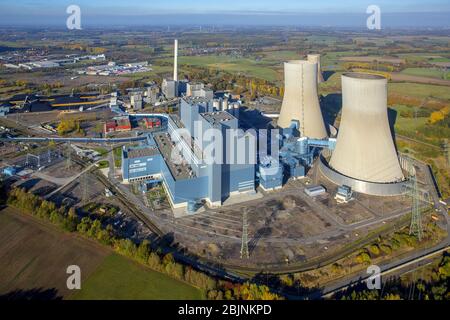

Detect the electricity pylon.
[
  {"left": 82, "top": 171, "right": 89, "bottom": 204},
  {"left": 66, "top": 143, "right": 72, "bottom": 169},
  {"left": 442, "top": 139, "right": 449, "bottom": 167},
  {"left": 408, "top": 171, "right": 423, "bottom": 241},
  {"left": 240, "top": 209, "right": 249, "bottom": 259}
]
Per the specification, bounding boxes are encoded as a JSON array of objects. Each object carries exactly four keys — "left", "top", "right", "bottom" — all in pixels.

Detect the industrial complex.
[
  {"left": 1, "top": 40, "right": 416, "bottom": 214},
  {"left": 2, "top": 2, "right": 450, "bottom": 300},
  {"left": 0, "top": 38, "right": 442, "bottom": 269}
]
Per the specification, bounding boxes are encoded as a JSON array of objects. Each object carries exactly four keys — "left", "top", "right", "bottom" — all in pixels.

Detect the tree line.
[{"left": 336, "top": 252, "right": 450, "bottom": 300}]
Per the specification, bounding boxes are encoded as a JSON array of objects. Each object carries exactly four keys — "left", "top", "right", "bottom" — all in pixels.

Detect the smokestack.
[
  {"left": 329, "top": 73, "right": 404, "bottom": 183},
  {"left": 278, "top": 60, "right": 327, "bottom": 139},
  {"left": 173, "top": 39, "right": 178, "bottom": 82}
]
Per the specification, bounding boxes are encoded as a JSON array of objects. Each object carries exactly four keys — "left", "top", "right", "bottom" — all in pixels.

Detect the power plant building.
[
  {"left": 145, "top": 83, "right": 160, "bottom": 104},
  {"left": 130, "top": 93, "right": 143, "bottom": 111},
  {"left": 162, "top": 79, "right": 177, "bottom": 99},
  {"left": 122, "top": 97, "right": 256, "bottom": 210}
]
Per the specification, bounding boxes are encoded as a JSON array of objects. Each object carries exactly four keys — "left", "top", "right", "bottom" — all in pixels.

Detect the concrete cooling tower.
[
  {"left": 320, "top": 73, "right": 407, "bottom": 196},
  {"left": 307, "top": 54, "right": 324, "bottom": 83},
  {"left": 278, "top": 60, "right": 327, "bottom": 139}
]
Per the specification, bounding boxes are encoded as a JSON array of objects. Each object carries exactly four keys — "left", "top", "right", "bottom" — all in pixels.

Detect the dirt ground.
[
  {"left": 0, "top": 207, "right": 109, "bottom": 299},
  {"left": 151, "top": 170, "right": 414, "bottom": 267}
]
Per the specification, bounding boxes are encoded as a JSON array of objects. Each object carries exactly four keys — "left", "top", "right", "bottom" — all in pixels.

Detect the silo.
[
  {"left": 297, "top": 137, "right": 308, "bottom": 155},
  {"left": 307, "top": 54, "right": 324, "bottom": 83},
  {"left": 278, "top": 60, "right": 327, "bottom": 139},
  {"left": 329, "top": 73, "right": 404, "bottom": 184}
]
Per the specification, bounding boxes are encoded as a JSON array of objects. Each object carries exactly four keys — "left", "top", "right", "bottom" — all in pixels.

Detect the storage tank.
[
  {"left": 297, "top": 137, "right": 309, "bottom": 155},
  {"left": 329, "top": 73, "right": 404, "bottom": 184},
  {"left": 278, "top": 60, "right": 327, "bottom": 139}
]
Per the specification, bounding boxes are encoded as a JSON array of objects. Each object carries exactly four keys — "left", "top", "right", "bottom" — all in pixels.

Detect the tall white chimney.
[{"left": 173, "top": 39, "right": 178, "bottom": 82}]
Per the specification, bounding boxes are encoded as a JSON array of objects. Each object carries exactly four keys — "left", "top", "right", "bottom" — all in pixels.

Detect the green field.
[
  {"left": 258, "top": 50, "right": 301, "bottom": 62},
  {"left": 395, "top": 115, "right": 428, "bottom": 133},
  {"left": 70, "top": 254, "right": 203, "bottom": 300},
  {"left": 156, "top": 55, "right": 281, "bottom": 82},
  {"left": 401, "top": 67, "right": 450, "bottom": 80},
  {"left": 113, "top": 147, "right": 122, "bottom": 167},
  {"left": 97, "top": 160, "right": 109, "bottom": 169},
  {"left": 123, "top": 65, "right": 174, "bottom": 79},
  {"left": 0, "top": 208, "right": 202, "bottom": 300},
  {"left": 429, "top": 57, "right": 450, "bottom": 63},
  {"left": 93, "top": 147, "right": 108, "bottom": 156},
  {"left": 321, "top": 51, "right": 367, "bottom": 67},
  {"left": 388, "top": 82, "right": 450, "bottom": 100}
]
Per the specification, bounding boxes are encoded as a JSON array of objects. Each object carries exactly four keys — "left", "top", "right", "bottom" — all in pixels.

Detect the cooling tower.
[
  {"left": 278, "top": 60, "right": 327, "bottom": 139},
  {"left": 307, "top": 54, "right": 324, "bottom": 83},
  {"left": 328, "top": 73, "right": 405, "bottom": 185}
]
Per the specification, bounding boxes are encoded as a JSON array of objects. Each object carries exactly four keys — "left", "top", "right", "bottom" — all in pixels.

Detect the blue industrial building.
[
  {"left": 121, "top": 96, "right": 337, "bottom": 212},
  {"left": 122, "top": 143, "right": 162, "bottom": 184},
  {"left": 2, "top": 166, "right": 17, "bottom": 177},
  {"left": 122, "top": 97, "right": 256, "bottom": 210},
  {"left": 257, "top": 156, "right": 284, "bottom": 191},
  {"left": 0, "top": 103, "right": 11, "bottom": 117}
]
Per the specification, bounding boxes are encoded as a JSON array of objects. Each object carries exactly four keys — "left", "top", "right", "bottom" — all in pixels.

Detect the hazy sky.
[{"left": 1, "top": 0, "right": 449, "bottom": 27}]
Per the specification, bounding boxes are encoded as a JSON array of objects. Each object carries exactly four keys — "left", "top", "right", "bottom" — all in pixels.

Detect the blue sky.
[{"left": 1, "top": 0, "right": 449, "bottom": 26}]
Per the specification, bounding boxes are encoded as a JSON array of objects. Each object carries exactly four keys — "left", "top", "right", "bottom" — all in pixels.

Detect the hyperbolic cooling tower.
[
  {"left": 307, "top": 54, "right": 324, "bottom": 83},
  {"left": 329, "top": 73, "right": 404, "bottom": 184},
  {"left": 278, "top": 60, "right": 327, "bottom": 139}
]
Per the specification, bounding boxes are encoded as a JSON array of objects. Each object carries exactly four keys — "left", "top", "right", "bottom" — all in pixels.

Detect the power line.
[
  {"left": 408, "top": 169, "right": 423, "bottom": 241},
  {"left": 240, "top": 209, "right": 249, "bottom": 259},
  {"left": 66, "top": 142, "right": 72, "bottom": 170},
  {"left": 442, "top": 139, "right": 449, "bottom": 167},
  {"left": 82, "top": 171, "right": 89, "bottom": 204}
]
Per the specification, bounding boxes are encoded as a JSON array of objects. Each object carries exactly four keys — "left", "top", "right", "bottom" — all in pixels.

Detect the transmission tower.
[
  {"left": 442, "top": 139, "right": 449, "bottom": 167},
  {"left": 82, "top": 171, "right": 89, "bottom": 204},
  {"left": 26, "top": 154, "right": 40, "bottom": 169},
  {"left": 240, "top": 209, "right": 249, "bottom": 259},
  {"left": 408, "top": 172, "right": 423, "bottom": 241},
  {"left": 66, "top": 143, "right": 72, "bottom": 169}
]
